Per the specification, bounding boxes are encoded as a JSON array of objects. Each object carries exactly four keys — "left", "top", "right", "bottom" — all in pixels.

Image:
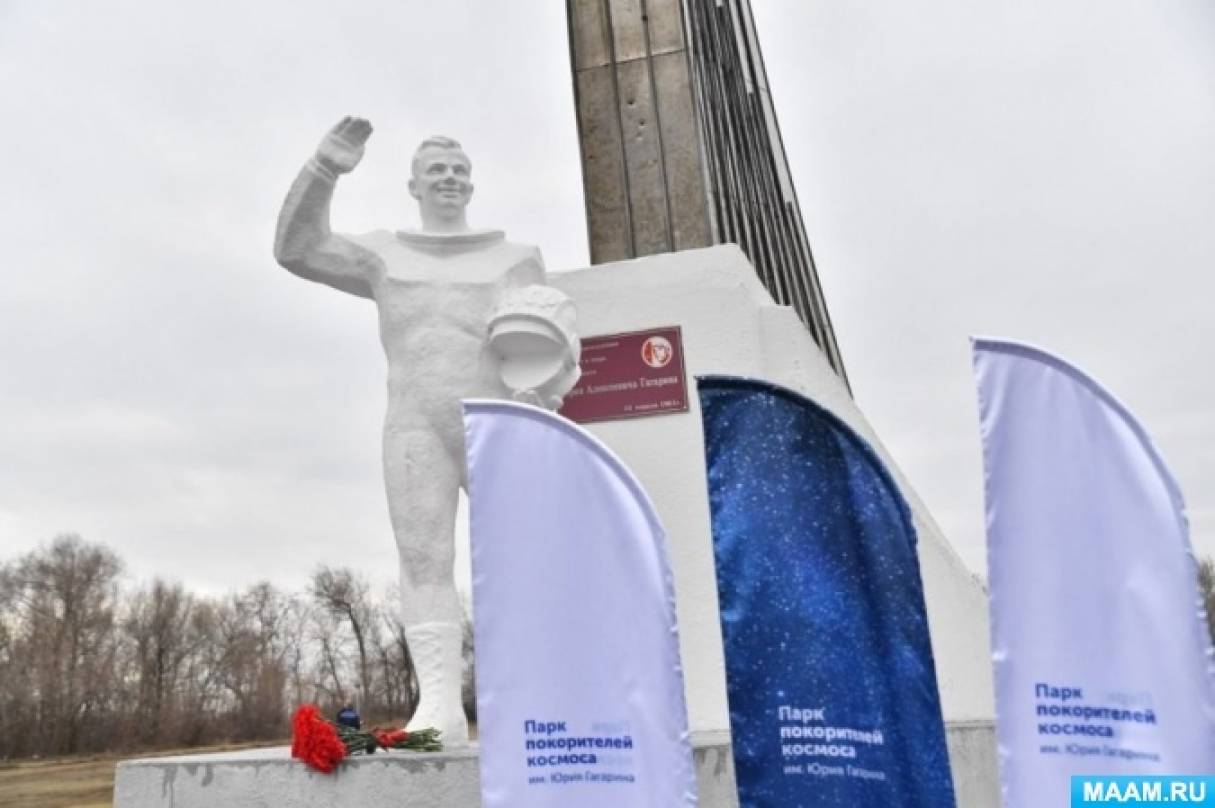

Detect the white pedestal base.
[{"left": 113, "top": 724, "right": 998, "bottom": 807}]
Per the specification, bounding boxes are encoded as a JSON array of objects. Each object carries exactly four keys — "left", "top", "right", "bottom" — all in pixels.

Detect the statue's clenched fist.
[{"left": 315, "top": 116, "right": 373, "bottom": 176}]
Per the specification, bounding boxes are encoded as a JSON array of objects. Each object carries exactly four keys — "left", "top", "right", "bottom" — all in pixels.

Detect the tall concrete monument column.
[{"left": 566, "top": 0, "right": 848, "bottom": 383}]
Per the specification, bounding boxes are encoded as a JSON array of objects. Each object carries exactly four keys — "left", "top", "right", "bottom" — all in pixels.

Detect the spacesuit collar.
[{"left": 395, "top": 229, "right": 505, "bottom": 249}]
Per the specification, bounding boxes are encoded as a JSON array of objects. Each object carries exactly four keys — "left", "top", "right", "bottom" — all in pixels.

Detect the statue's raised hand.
[{"left": 315, "top": 116, "right": 373, "bottom": 175}]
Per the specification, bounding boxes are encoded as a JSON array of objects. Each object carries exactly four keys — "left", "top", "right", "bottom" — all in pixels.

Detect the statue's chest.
[{"left": 373, "top": 242, "right": 525, "bottom": 287}]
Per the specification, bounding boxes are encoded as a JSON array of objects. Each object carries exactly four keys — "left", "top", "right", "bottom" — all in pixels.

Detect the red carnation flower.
[
  {"left": 374, "top": 728, "right": 410, "bottom": 748},
  {"left": 291, "top": 704, "right": 347, "bottom": 773}
]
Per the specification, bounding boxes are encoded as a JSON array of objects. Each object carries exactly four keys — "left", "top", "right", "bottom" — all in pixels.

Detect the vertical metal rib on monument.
[{"left": 566, "top": 0, "right": 848, "bottom": 386}]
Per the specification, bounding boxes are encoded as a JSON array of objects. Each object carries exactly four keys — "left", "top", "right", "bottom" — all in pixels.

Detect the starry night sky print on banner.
[{"left": 697, "top": 376, "right": 955, "bottom": 808}]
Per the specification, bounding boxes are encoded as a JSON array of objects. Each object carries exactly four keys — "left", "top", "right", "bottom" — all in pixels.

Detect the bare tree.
[
  {"left": 1198, "top": 557, "right": 1215, "bottom": 646},
  {"left": 125, "top": 579, "right": 194, "bottom": 744},
  {"left": 461, "top": 610, "right": 476, "bottom": 725},
  {"left": 0, "top": 561, "right": 34, "bottom": 758},
  {"left": 174, "top": 597, "right": 225, "bottom": 746},
  {"left": 381, "top": 609, "right": 420, "bottom": 723},
  {"left": 280, "top": 596, "right": 313, "bottom": 709},
  {"left": 211, "top": 583, "right": 294, "bottom": 740},
  {"left": 310, "top": 567, "right": 376, "bottom": 715},
  {"left": 310, "top": 607, "right": 348, "bottom": 705},
  {"left": 5, "top": 535, "right": 123, "bottom": 754}
]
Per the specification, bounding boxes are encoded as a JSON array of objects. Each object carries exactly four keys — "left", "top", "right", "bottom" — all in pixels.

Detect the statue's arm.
[{"left": 273, "top": 117, "right": 378, "bottom": 299}]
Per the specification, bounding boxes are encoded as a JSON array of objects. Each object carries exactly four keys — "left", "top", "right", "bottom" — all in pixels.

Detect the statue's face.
[{"left": 408, "top": 147, "right": 473, "bottom": 219}]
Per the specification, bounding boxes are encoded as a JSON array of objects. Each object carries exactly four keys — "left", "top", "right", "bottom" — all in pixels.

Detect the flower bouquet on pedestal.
[{"left": 291, "top": 704, "right": 443, "bottom": 773}]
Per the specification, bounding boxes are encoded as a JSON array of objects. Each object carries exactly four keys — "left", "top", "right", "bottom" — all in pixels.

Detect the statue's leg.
[{"left": 383, "top": 423, "right": 468, "bottom": 743}]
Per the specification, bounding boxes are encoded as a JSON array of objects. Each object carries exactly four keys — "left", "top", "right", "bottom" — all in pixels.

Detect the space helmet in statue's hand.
[{"left": 487, "top": 285, "right": 581, "bottom": 410}]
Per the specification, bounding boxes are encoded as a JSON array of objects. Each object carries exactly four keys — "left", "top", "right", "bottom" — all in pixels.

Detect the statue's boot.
[{"left": 405, "top": 621, "right": 470, "bottom": 745}]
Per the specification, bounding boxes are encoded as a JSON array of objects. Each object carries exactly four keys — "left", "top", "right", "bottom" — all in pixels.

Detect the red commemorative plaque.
[{"left": 559, "top": 326, "right": 689, "bottom": 424}]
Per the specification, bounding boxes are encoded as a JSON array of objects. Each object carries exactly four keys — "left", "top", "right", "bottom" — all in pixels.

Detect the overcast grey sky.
[{"left": 1, "top": 0, "right": 1212, "bottom": 593}]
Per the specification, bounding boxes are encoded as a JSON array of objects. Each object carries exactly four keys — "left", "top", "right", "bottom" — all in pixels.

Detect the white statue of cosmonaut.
[{"left": 274, "top": 117, "right": 580, "bottom": 743}]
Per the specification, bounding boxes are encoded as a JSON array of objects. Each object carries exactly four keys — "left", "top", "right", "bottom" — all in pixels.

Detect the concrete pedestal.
[
  {"left": 113, "top": 732, "right": 733, "bottom": 808},
  {"left": 114, "top": 723, "right": 997, "bottom": 807}
]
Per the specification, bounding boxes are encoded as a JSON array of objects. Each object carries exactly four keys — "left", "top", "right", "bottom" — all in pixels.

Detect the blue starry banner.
[{"left": 697, "top": 377, "right": 956, "bottom": 808}]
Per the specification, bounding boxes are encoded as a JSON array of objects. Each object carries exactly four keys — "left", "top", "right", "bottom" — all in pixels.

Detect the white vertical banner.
[
  {"left": 463, "top": 400, "right": 697, "bottom": 808},
  {"left": 972, "top": 338, "right": 1215, "bottom": 806}
]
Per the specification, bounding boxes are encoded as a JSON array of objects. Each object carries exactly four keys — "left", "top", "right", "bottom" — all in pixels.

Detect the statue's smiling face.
[{"left": 409, "top": 147, "right": 473, "bottom": 217}]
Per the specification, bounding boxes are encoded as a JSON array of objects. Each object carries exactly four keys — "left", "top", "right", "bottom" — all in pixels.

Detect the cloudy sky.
[{"left": 1, "top": 0, "right": 1212, "bottom": 595}]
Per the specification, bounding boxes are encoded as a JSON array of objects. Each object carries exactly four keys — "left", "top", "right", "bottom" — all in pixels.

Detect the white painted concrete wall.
[{"left": 549, "top": 245, "right": 996, "bottom": 731}]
